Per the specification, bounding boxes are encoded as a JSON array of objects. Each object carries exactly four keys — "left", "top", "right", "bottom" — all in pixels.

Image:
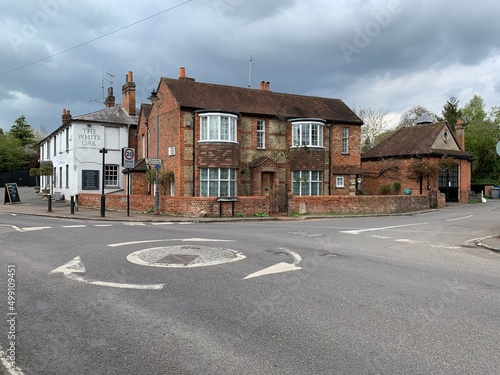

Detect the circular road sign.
[{"left": 496, "top": 141, "right": 500, "bottom": 157}]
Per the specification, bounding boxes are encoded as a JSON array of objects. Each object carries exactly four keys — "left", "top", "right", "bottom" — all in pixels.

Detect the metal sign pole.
[{"left": 127, "top": 169, "right": 130, "bottom": 217}]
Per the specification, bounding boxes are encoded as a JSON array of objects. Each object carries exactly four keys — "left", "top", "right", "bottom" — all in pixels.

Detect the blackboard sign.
[
  {"left": 4, "top": 183, "right": 21, "bottom": 204},
  {"left": 82, "top": 170, "right": 99, "bottom": 190}
]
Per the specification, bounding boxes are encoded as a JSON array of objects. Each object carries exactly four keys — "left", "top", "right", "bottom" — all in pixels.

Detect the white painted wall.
[{"left": 39, "top": 122, "right": 130, "bottom": 200}]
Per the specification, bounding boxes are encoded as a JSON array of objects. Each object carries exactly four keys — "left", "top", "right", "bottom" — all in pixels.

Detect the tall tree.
[
  {"left": 9, "top": 115, "right": 36, "bottom": 147},
  {"left": 462, "top": 95, "right": 500, "bottom": 183},
  {"left": 0, "top": 134, "right": 27, "bottom": 172},
  {"left": 441, "top": 96, "right": 462, "bottom": 132},
  {"left": 356, "top": 107, "right": 391, "bottom": 152},
  {"left": 397, "top": 106, "right": 438, "bottom": 129}
]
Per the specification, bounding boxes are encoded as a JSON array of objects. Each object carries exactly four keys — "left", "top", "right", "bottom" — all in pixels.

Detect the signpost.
[{"left": 122, "top": 148, "right": 136, "bottom": 217}]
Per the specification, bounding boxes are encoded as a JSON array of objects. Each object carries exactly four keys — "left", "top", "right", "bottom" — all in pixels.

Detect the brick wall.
[
  {"left": 288, "top": 193, "right": 444, "bottom": 215},
  {"left": 78, "top": 193, "right": 269, "bottom": 217}
]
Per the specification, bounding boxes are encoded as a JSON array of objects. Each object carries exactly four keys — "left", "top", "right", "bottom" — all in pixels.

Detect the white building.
[{"left": 39, "top": 71, "right": 138, "bottom": 200}]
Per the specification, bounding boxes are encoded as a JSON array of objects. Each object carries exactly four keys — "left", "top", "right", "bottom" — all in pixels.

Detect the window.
[
  {"left": 200, "top": 168, "right": 237, "bottom": 197},
  {"left": 59, "top": 167, "right": 63, "bottom": 188},
  {"left": 105, "top": 165, "right": 119, "bottom": 186},
  {"left": 53, "top": 137, "right": 56, "bottom": 155},
  {"left": 257, "top": 120, "right": 265, "bottom": 149},
  {"left": 292, "top": 121, "right": 323, "bottom": 147},
  {"left": 142, "top": 134, "right": 146, "bottom": 158},
  {"left": 336, "top": 176, "right": 344, "bottom": 188},
  {"left": 200, "top": 113, "right": 238, "bottom": 142},
  {"left": 292, "top": 171, "right": 322, "bottom": 196},
  {"left": 342, "top": 127, "right": 349, "bottom": 154},
  {"left": 65, "top": 165, "right": 69, "bottom": 188}
]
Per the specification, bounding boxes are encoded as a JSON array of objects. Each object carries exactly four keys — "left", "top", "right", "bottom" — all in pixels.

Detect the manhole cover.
[{"left": 127, "top": 245, "right": 246, "bottom": 268}]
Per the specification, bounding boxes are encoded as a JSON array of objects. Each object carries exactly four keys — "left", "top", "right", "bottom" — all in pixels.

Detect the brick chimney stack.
[
  {"left": 260, "top": 81, "right": 270, "bottom": 91},
  {"left": 179, "top": 67, "right": 186, "bottom": 78},
  {"left": 455, "top": 118, "right": 465, "bottom": 150},
  {"left": 122, "top": 71, "right": 136, "bottom": 116},
  {"left": 62, "top": 108, "right": 72, "bottom": 125},
  {"left": 105, "top": 87, "right": 115, "bottom": 108}
]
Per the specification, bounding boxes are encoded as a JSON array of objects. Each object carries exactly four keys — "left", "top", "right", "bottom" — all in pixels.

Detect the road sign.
[
  {"left": 123, "top": 148, "right": 135, "bottom": 168},
  {"left": 146, "top": 158, "right": 162, "bottom": 165},
  {"left": 155, "top": 164, "right": 161, "bottom": 169}
]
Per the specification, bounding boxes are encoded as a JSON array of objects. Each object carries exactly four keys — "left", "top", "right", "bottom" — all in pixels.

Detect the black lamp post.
[{"left": 99, "top": 148, "right": 108, "bottom": 217}]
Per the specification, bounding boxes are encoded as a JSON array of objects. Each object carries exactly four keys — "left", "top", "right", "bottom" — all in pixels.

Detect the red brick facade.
[{"left": 132, "top": 71, "right": 365, "bottom": 214}]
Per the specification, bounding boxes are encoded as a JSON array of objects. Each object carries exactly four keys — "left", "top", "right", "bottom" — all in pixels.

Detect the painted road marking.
[
  {"left": 244, "top": 248, "right": 302, "bottom": 280},
  {"left": 51, "top": 256, "right": 164, "bottom": 290},
  {"left": 108, "top": 238, "right": 235, "bottom": 247},
  {"left": 62, "top": 225, "right": 87, "bottom": 228},
  {"left": 151, "top": 222, "right": 175, "bottom": 225},
  {"left": 20, "top": 226, "right": 52, "bottom": 231},
  {"left": 340, "top": 222, "right": 428, "bottom": 235},
  {"left": 94, "top": 224, "right": 113, "bottom": 227},
  {"left": 394, "top": 239, "right": 421, "bottom": 244},
  {"left": 370, "top": 235, "right": 391, "bottom": 239},
  {"left": 124, "top": 223, "right": 146, "bottom": 226},
  {"left": 446, "top": 215, "right": 473, "bottom": 222}
]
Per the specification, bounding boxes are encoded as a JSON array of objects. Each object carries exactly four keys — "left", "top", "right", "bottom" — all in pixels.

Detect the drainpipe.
[
  {"left": 192, "top": 112, "right": 196, "bottom": 196},
  {"left": 327, "top": 122, "right": 333, "bottom": 195}
]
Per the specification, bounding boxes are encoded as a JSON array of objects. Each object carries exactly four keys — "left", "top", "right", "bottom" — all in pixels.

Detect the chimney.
[
  {"left": 122, "top": 71, "right": 136, "bottom": 116},
  {"left": 260, "top": 81, "right": 265, "bottom": 90},
  {"left": 105, "top": 87, "right": 115, "bottom": 108},
  {"left": 62, "top": 108, "right": 72, "bottom": 125},
  {"left": 455, "top": 118, "right": 465, "bottom": 150},
  {"left": 179, "top": 67, "right": 186, "bottom": 79},
  {"left": 265, "top": 81, "right": 270, "bottom": 91}
]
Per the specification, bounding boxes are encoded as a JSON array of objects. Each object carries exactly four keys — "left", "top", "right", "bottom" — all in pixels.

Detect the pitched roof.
[
  {"left": 161, "top": 78, "right": 363, "bottom": 125},
  {"left": 73, "top": 105, "right": 138, "bottom": 126},
  {"left": 362, "top": 122, "right": 473, "bottom": 160}
]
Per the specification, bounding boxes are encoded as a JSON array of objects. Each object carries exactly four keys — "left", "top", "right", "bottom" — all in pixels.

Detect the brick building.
[
  {"left": 134, "top": 67, "right": 363, "bottom": 213},
  {"left": 361, "top": 119, "right": 473, "bottom": 203}
]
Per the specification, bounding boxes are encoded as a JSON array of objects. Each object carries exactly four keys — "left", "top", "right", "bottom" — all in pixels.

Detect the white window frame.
[
  {"left": 336, "top": 176, "right": 345, "bottom": 188},
  {"left": 342, "top": 127, "right": 349, "bottom": 154},
  {"left": 104, "top": 165, "right": 119, "bottom": 187},
  {"left": 291, "top": 121, "right": 324, "bottom": 147},
  {"left": 257, "top": 119, "right": 266, "bottom": 149},
  {"left": 292, "top": 170, "right": 322, "bottom": 196},
  {"left": 199, "top": 113, "right": 238, "bottom": 143},
  {"left": 200, "top": 168, "right": 237, "bottom": 197}
]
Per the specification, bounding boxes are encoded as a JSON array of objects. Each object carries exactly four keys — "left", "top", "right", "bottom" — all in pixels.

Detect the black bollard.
[
  {"left": 70, "top": 196, "right": 75, "bottom": 214},
  {"left": 47, "top": 195, "right": 52, "bottom": 212}
]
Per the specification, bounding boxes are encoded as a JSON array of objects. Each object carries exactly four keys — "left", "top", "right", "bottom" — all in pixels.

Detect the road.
[{"left": 0, "top": 202, "right": 499, "bottom": 374}]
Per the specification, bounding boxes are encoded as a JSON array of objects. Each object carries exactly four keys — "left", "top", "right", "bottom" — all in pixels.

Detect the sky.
[{"left": 1, "top": 0, "right": 500, "bottom": 135}]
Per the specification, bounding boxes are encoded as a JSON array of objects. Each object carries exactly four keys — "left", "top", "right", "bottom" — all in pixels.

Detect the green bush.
[{"left": 380, "top": 184, "right": 392, "bottom": 195}]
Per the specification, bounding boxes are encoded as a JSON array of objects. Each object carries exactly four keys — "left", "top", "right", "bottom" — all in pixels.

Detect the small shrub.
[
  {"left": 290, "top": 211, "right": 300, "bottom": 218},
  {"left": 392, "top": 182, "right": 401, "bottom": 193},
  {"left": 254, "top": 211, "right": 269, "bottom": 217},
  {"left": 236, "top": 213, "right": 245, "bottom": 218},
  {"left": 380, "top": 184, "right": 392, "bottom": 195}
]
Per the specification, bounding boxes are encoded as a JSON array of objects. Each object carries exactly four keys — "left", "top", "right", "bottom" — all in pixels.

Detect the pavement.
[{"left": 2, "top": 186, "right": 500, "bottom": 252}]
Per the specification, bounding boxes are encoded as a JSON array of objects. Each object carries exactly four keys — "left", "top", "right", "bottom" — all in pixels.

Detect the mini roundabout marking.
[{"left": 127, "top": 245, "right": 246, "bottom": 268}]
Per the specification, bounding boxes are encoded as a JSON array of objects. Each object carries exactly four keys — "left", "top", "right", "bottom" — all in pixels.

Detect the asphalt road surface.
[{"left": 0, "top": 202, "right": 499, "bottom": 374}]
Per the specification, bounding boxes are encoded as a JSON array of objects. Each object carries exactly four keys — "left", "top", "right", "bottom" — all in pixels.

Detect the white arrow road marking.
[
  {"left": 108, "top": 238, "right": 235, "bottom": 247},
  {"left": 0, "top": 224, "right": 52, "bottom": 232},
  {"left": 244, "top": 248, "right": 302, "bottom": 280},
  {"left": 340, "top": 222, "right": 428, "bottom": 235},
  {"left": 51, "top": 256, "right": 164, "bottom": 290}
]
